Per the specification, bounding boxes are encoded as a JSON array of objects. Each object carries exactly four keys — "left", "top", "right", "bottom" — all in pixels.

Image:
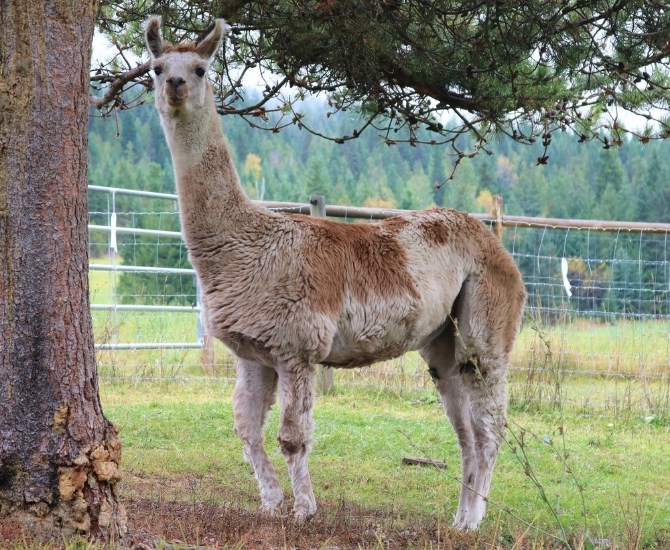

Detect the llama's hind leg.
[
  {"left": 447, "top": 273, "right": 521, "bottom": 529},
  {"left": 233, "top": 358, "right": 284, "bottom": 514},
  {"left": 276, "top": 362, "right": 317, "bottom": 521},
  {"left": 456, "top": 356, "right": 507, "bottom": 529},
  {"left": 423, "top": 335, "right": 508, "bottom": 530},
  {"left": 420, "top": 323, "right": 480, "bottom": 529}
]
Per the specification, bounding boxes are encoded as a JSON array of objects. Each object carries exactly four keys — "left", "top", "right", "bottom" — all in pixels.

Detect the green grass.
[
  {"left": 89, "top": 260, "right": 116, "bottom": 305},
  {"left": 92, "top": 310, "right": 198, "bottom": 342},
  {"left": 99, "top": 380, "right": 670, "bottom": 548},
  {"left": 514, "top": 317, "right": 670, "bottom": 376},
  {"left": 81, "top": 267, "right": 670, "bottom": 546}
]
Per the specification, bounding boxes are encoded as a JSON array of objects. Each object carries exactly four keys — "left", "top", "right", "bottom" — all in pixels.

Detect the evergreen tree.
[
  {"left": 636, "top": 148, "right": 670, "bottom": 222},
  {"left": 397, "top": 165, "right": 434, "bottom": 210},
  {"left": 513, "top": 161, "right": 546, "bottom": 217},
  {"left": 442, "top": 158, "right": 478, "bottom": 212}
]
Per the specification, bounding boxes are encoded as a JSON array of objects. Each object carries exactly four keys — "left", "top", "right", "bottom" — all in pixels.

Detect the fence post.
[
  {"left": 309, "top": 194, "right": 335, "bottom": 394},
  {"left": 110, "top": 191, "right": 119, "bottom": 348},
  {"left": 196, "top": 277, "right": 216, "bottom": 376},
  {"left": 492, "top": 194, "right": 504, "bottom": 241}
]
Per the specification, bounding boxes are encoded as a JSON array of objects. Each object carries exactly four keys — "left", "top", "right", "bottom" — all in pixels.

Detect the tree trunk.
[{"left": 0, "top": 0, "right": 126, "bottom": 542}]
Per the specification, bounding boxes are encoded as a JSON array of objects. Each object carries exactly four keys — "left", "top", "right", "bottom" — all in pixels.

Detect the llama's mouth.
[{"left": 167, "top": 95, "right": 185, "bottom": 107}]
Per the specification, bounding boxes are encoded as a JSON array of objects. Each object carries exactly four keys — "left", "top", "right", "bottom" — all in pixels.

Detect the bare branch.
[{"left": 90, "top": 61, "right": 151, "bottom": 110}]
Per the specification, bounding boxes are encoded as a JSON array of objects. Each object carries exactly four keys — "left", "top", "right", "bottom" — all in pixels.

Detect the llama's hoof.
[
  {"left": 452, "top": 516, "right": 480, "bottom": 531},
  {"left": 292, "top": 509, "right": 315, "bottom": 524},
  {"left": 259, "top": 485, "right": 284, "bottom": 515},
  {"left": 292, "top": 500, "right": 317, "bottom": 524},
  {"left": 260, "top": 495, "right": 285, "bottom": 516},
  {"left": 453, "top": 503, "right": 484, "bottom": 531},
  {"left": 260, "top": 502, "right": 282, "bottom": 516}
]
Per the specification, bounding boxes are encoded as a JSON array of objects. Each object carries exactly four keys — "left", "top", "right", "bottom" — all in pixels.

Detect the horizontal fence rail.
[
  {"left": 90, "top": 264, "right": 196, "bottom": 275},
  {"left": 89, "top": 224, "right": 183, "bottom": 239},
  {"left": 88, "top": 184, "right": 180, "bottom": 201},
  {"left": 89, "top": 184, "right": 670, "bottom": 231},
  {"left": 95, "top": 342, "right": 204, "bottom": 351},
  {"left": 91, "top": 304, "right": 200, "bottom": 312},
  {"left": 88, "top": 185, "right": 670, "bottom": 413},
  {"left": 502, "top": 214, "right": 670, "bottom": 234}
]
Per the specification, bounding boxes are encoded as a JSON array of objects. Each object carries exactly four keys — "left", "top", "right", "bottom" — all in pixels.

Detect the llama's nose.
[{"left": 167, "top": 77, "right": 186, "bottom": 92}]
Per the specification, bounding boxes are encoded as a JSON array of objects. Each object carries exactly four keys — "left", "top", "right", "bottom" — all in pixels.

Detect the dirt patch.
[
  {"left": 0, "top": 517, "right": 32, "bottom": 547},
  {"left": 1, "top": 472, "right": 485, "bottom": 549},
  {"left": 122, "top": 496, "right": 482, "bottom": 549},
  {"left": 1, "top": 497, "right": 481, "bottom": 549}
]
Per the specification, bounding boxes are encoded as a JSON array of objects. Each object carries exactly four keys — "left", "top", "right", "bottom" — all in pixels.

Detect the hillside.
[{"left": 88, "top": 102, "right": 670, "bottom": 223}]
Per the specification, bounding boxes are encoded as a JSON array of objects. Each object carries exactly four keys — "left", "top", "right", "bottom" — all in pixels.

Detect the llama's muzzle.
[{"left": 166, "top": 77, "right": 187, "bottom": 104}]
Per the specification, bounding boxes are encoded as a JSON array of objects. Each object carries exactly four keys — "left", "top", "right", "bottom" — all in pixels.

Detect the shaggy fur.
[{"left": 145, "top": 17, "right": 526, "bottom": 530}]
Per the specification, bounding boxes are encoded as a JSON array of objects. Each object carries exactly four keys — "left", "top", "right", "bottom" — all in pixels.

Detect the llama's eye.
[
  {"left": 195, "top": 67, "right": 206, "bottom": 77},
  {"left": 153, "top": 67, "right": 163, "bottom": 77}
]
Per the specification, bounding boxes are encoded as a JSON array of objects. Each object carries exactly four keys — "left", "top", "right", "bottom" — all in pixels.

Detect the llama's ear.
[
  {"left": 195, "top": 19, "right": 229, "bottom": 61},
  {"left": 145, "top": 16, "right": 164, "bottom": 59}
]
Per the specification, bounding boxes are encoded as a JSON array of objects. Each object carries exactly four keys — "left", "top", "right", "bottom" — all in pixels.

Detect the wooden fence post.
[
  {"left": 309, "top": 194, "right": 335, "bottom": 394},
  {"left": 492, "top": 194, "right": 504, "bottom": 241}
]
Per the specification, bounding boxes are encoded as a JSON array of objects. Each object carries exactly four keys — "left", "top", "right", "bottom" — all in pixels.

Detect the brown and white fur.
[{"left": 145, "top": 17, "right": 526, "bottom": 530}]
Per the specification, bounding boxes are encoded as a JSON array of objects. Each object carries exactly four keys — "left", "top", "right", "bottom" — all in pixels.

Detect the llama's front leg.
[
  {"left": 233, "top": 358, "right": 284, "bottom": 514},
  {"left": 276, "top": 362, "right": 317, "bottom": 522}
]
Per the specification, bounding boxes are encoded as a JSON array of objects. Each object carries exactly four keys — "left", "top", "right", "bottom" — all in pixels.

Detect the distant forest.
[
  {"left": 88, "top": 100, "right": 670, "bottom": 223},
  {"left": 88, "top": 101, "right": 670, "bottom": 317}
]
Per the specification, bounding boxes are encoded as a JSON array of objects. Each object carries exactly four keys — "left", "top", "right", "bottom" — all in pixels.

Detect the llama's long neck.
[{"left": 160, "top": 94, "right": 253, "bottom": 252}]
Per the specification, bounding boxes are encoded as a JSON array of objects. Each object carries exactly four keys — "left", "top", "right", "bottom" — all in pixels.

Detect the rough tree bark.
[{"left": 0, "top": 0, "right": 126, "bottom": 542}]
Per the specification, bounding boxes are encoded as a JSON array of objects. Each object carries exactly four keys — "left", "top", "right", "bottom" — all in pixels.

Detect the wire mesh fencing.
[
  {"left": 502, "top": 220, "right": 670, "bottom": 416},
  {"left": 88, "top": 186, "right": 670, "bottom": 416}
]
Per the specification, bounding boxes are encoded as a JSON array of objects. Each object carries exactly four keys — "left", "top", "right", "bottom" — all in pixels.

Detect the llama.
[{"left": 144, "top": 17, "right": 526, "bottom": 530}]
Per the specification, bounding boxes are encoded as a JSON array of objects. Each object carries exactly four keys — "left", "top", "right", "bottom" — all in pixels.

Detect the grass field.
[
  {"left": 48, "top": 266, "right": 669, "bottom": 548},
  {"left": 94, "top": 380, "right": 670, "bottom": 548},
  {"left": 515, "top": 316, "right": 670, "bottom": 376},
  {"left": 4, "top": 378, "right": 668, "bottom": 549}
]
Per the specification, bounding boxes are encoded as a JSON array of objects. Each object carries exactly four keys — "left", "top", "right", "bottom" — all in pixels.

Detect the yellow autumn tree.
[
  {"left": 475, "top": 189, "right": 494, "bottom": 213},
  {"left": 244, "top": 153, "right": 262, "bottom": 181},
  {"left": 243, "top": 153, "right": 265, "bottom": 199}
]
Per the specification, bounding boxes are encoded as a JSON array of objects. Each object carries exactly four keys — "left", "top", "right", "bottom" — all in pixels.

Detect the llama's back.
[
  {"left": 198, "top": 207, "right": 524, "bottom": 369},
  {"left": 292, "top": 208, "right": 524, "bottom": 367},
  {"left": 397, "top": 208, "right": 526, "bottom": 363}
]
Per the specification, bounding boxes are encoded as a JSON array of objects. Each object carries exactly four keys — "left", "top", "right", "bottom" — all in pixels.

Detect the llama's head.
[{"left": 145, "top": 17, "right": 229, "bottom": 118}]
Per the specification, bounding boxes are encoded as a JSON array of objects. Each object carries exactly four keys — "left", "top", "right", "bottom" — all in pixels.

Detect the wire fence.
[{"left": 88, "top": 186, "right": 670, "bottom": 415}]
